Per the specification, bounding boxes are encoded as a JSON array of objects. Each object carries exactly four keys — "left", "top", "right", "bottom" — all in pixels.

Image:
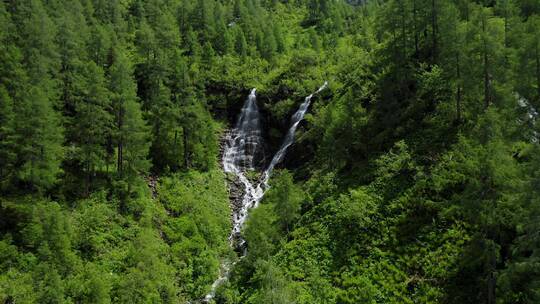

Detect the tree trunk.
[{"left": 487, "top": 273, "right": 496, "bottom": 304}]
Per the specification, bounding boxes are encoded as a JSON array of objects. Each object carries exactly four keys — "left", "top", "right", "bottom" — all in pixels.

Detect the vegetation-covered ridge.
[{"left": 1, "top": 0, "right": 540, "bottom": 303}]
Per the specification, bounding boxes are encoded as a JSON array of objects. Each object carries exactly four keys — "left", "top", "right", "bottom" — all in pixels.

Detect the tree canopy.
[{"left": 1, "top": 0, "right": 540, "bottom": 303}]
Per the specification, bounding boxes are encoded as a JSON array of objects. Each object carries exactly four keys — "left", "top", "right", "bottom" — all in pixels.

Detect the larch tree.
[
  {"left": 109, "top": 47, "right": 150, "bottom": 181},
  {"left": 72, "top": 62, "right": 112, "bottom": 195},
  {"left": 10, "top": 0, "right": 64, "bottom": 191}
]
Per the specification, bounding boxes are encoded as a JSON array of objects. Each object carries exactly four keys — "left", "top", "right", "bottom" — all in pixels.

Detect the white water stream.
[{"left": 204, "top": 83, "right": 327, "bottom": 302}]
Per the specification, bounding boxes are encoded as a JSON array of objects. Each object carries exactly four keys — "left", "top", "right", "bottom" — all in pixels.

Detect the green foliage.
[
  {"left": 244, "top": 203, "right": 280, "bottom": 263},
  {"left": 1, "top": 0, "right": 540, "bottom": 303},
  {"left": 247, "top": 260, "right": 296, "bottom": 304},
  {"left": 0, "top": 169, "right": 229, "bottom": 303},
  {"left": 263, "top": 170, "right": 304, "bottom": 233},
  {"left": 158, "top": 170, "right": 230, "bottom": 298},
  {"left": 13, "top": 86, "right": 64, "bottom": 191},
  {"left": 110, "top": 48, "right": 150, "bottom": 182}
]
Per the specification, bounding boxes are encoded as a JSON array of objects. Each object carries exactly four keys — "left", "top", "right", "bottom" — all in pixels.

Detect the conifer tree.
[
  {"left": 516, "top": 16, "right": 540, "bottom": 105},
  {"left": 261, "top": 27, "right": 277, "bottom": 60},
  {"left": 471, "top": 6, "right": 505, "bottom": 109},
  {"left": 0, "top": 4, "right": 17, "bottom": 187},
  {"left": 185, "top": 27, "right": 202, "bottom": 59},
  {"left": 273, "top": 24, "right": 286, "bottom": 53},
  {"left": 495, "top": 0, "right": 520, "bottom": 50},
  {"left": 71, "top": 62, "right": 112, "bottom": 195},
  {"left": 193, "top": 0, "right": 216, "bottom": 43},
  {"left": 0, "top": 1, "right": 25, "bottom": 95},
  {"left": 214, "top": 10, "right": 234, "bottom": 55},
  {"left": 439, "top": 2, "right": 466, "bottom": 122},
  {"left": 235, "top": 28, "right": 248, "bottom": 58},
  {"left": 178, "top": 92, "right": 217, "bottom": 171},
  {"left": 309, "top": 27, "right": 322, "bottom": 52},
  {"left": 233, "top": 0, "right": 247, "bottom": 20},
  {"left": 88, "top": 24, "right": 113, "bottom": 67},
  {"left": 0, "top": 87, "right": 15, "bottom": 186},
  {"left": 265, "top": 170, "right": 303, "bottom": 233},
  {"left": 109, "top": 48, "right": 150, "bottom": 180},
  {"left": 13, "top": 85, "right": 64, "bottom": 191},
  {"left": 202, "top": 41, "right": 216, "bottom": 66},
  {"left": 9, "top": 0, "right": 64, "bottom": 191}
]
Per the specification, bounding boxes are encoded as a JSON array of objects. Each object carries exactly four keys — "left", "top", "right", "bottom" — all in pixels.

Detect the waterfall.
[
  {"left": 222, "top": 88, "right": 265, "bottom": 249},
  {"left": 517, "top": 95, "right": 539, "bottom": 142},
  {"left": 260, "top": 81, "right": 328, "bottom": 189},
  {"left": 203, "top": 83, "right": 327, "bottom": 302},
  {"left": 223, "top": 89, "right": 265, "bottom": 173}
]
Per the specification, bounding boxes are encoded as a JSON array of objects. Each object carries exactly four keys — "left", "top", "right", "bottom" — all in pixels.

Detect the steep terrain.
[{"left": 1, "top": 0, "right": 540, "bottom": 303}]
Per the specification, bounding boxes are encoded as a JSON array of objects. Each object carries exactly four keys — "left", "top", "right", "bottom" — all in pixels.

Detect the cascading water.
[
  {"left": 517, "top": 95, "right": 539, "bottom": 142},
  {"left": 222, "top": 88, "right": 265, "bottom": 249},
  {"left": 203, "top": 83, "right": 327, "bottom": 302},
  {"left": 204, "top": 89, "right": 265, "bottom": 302},
  {"left": 260, "top": 81, "right": 328, "bottom": 189}
]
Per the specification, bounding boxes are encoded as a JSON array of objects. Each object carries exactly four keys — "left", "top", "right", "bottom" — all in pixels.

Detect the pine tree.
[
  {"left": 307, "top": 0, "right": 322, "bottom": 24},
  {"left": 184, "top": 27, "right": 202, "bottom": 58},
  {"left": 56, "top": 22, "right": 85, "bottom": 108},
  {"left": 516, "top": 16, "right": 540, "bottom": 105},
  {"left": 9, "top": 0, "right": 64, "bottom": 191},
  {"left": 71, "top": 62, "right": 112, "bottom": 195},
  {"left": 13, "top": 85, "right": 64, "bottom": 191},
  {"left": 495, "top": 0, "right": 520, "bottom": 49},
  {"left": 192, "top": 0, "right": 216, "bottom": 44},
  {"left": 214, "top": 6, "right": 234, "bottom": 55},
  {"left": 153, "top": 9, "right": 181, "bottom": 65},
  {"left": 0, "top": 87, "right": 15, "bottom": 187},
  {"left": 0, "top": 1, "right": 25, "bottom": 95},
  {"left": 88, "top": 24, "right": 113, "bottom": 67},
  {"left": 249, "top": 261, "right": 295, "bottom": 304},
  {"left": 471, "top": 6, "right": 505, "bottom": 110},
  {"left": 273, "top": 24, "right": 286, "bottom": 53},
  {"left": 233, "top": 0, "right": 247, "bottom": 20},
  {"left": 261, "top": 27, "right": 277, "bottom": 60},
  {"left": 109, "top": 48, "right": 150, "bottom": 180},
  {"left": 439, "top": 2, "right": 466, "bottom": 122},
  {"left": 136, "top": 19, "right": 157, "bottom": 64},
  {"left": 235, "top": 28, "right": 248, "bottom": 58},
  {"left": 178, "top": 92, "right": 217, "bottom": 171},
  {"left": 499, "top": 143, "right": 540, "bottom": 303},
  {"left": 202, "top": 41, "right": 216, "bottom": 66},
  {"left": 265, "top": 170, "right": 303, "bottom": 233},
  {"left": 309, "top": 27, "right": 322, "bottom": 52},
  {"left": 0, "top": 4, "right": 17, "bottom": 187}
]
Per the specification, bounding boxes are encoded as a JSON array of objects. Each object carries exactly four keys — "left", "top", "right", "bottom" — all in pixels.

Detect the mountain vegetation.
[{"left": 0, "top": 0, "right": 540, "bottom": 303}]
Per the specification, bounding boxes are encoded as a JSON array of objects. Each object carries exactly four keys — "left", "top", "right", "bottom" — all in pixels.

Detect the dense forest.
[{"left": 1, "top": 0, "right": 540, "bottom": 303}]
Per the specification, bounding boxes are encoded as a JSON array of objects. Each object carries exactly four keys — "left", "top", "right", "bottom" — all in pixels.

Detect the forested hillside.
[{"left": 0, "top": 0, "right": 539, "bottom": 303}]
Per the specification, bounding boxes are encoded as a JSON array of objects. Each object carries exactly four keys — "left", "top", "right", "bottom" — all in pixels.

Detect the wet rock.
[{"left": 146, "top": 175, "right": 159, "bottom": 199}]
